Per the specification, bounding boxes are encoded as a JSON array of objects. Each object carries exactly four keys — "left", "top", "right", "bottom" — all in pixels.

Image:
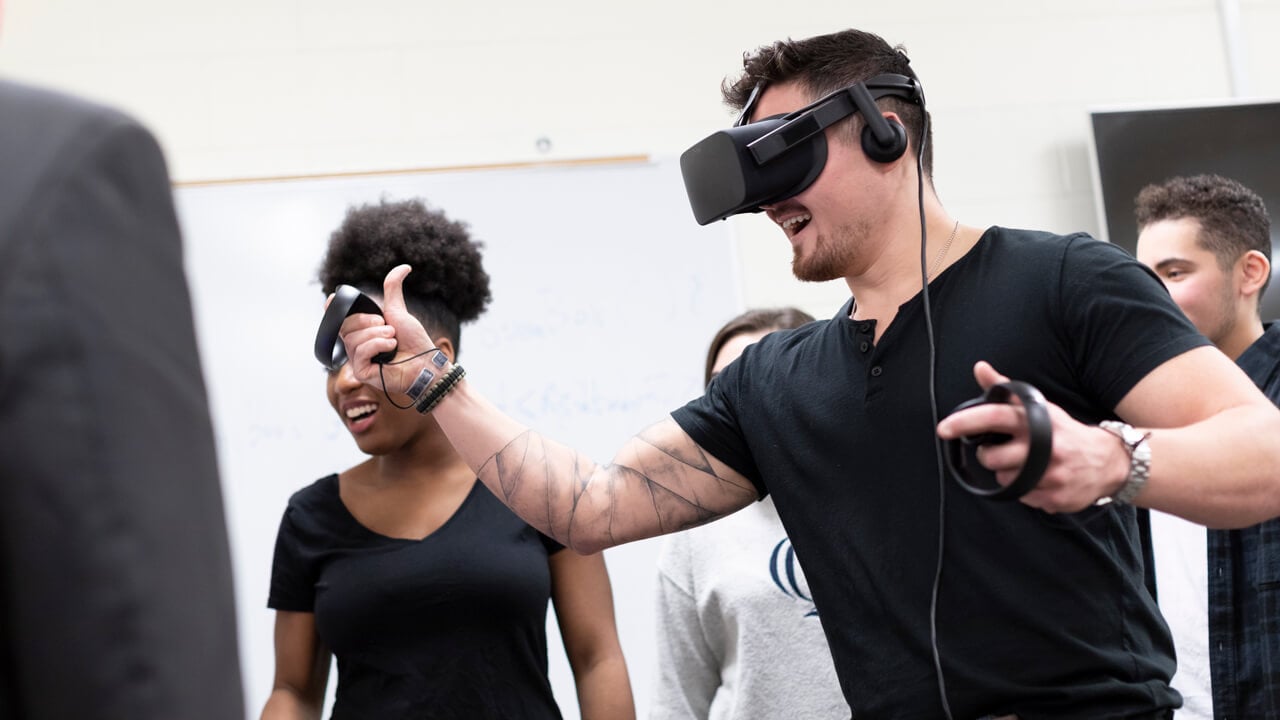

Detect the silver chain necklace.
[{"left": 928, "top": 220, "right": 961, "bottom": 278}]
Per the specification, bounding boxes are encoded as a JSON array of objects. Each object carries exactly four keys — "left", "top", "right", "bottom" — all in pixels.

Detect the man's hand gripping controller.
[
  {"left": 942, "top": 381, "right": 1053, "bottom": 501},
  {"left": 314, "top": 285, "right": 397, "bottom": 371}
]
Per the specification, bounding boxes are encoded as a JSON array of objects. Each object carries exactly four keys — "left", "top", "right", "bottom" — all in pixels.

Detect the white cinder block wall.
[{"left": 3, "top": 1, "right": 1277, "bottom": 718}]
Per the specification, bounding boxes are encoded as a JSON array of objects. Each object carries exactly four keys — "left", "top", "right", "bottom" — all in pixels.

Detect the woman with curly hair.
[{"left": 260, "top": 198, "right": 635, "bottom": 720}]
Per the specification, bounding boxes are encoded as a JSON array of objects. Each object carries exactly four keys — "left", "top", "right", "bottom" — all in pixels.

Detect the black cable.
[
  {"left": 376, "top": 348, "right": 439, "bottom": 410},
  {"left": 909, "top": 93, "right": 957, "bottom": 720}
]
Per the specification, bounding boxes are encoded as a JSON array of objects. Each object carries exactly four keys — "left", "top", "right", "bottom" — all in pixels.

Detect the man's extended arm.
[
  {"left": 1112, "top": 345, "right": 1280, "bottom": 527},
  {"left": 938, "top": 353, "right": 1280, "bottom": 527},
  {"left": 442, "top": 389, "right": 756, "bottom": 553},
  {"left": 341, "top": 265, "right": 758, "bottom": 552}
]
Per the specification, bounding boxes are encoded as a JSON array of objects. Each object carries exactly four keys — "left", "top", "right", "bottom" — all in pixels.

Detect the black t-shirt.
[
  {"left": 269, "top": 475, "right": 566, "bottom": 720},
  {"left": 673, "top": 227, "right": 1209, "bottom": 719}
]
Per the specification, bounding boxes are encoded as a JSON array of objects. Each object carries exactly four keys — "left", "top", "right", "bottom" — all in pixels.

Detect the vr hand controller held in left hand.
[
  {"left": 942, "top": 381, "right": 1054, "bottom": 501},
  {"left": 314, "top": 285, "right": 397, "bottom": 370}
]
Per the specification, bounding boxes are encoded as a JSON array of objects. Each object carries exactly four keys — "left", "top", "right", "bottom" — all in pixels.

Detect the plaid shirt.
[{"left": 1208, "top": 322, "right": 1280, "bottom": 720}]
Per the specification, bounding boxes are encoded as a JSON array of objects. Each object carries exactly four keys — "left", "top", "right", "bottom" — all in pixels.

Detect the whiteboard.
[{"left": 174, "top": 156, "right": 741, "bottom": 719}]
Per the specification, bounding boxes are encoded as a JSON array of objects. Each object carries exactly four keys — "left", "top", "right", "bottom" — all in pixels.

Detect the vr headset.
[{"left": 679, "top": 73, "right": 923, "bottom": 225}]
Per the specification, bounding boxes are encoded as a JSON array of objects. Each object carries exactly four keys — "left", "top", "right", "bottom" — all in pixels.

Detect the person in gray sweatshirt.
[{"left": 650, "top": 308, "right": 848, "bottom": 720}]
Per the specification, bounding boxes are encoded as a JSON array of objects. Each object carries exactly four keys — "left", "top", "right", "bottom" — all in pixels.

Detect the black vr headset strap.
[
  {"left": 747, "top": 96, "right": 854, "bottom": 165},
  {"left": 733, "top": 82, "right": 765, "bottom": 128},
  {"left": 746, "top": 74, "right": 920, "bottom": 166}
]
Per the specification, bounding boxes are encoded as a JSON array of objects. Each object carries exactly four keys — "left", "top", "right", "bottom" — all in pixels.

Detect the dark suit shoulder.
[
  {"left": 0, "top": 79, "right": 164, "bottom": 239},
  {"left": 0, "top": 78, "right": 139, "bottom": 142},
  {"left": 0, "top": 79, "right": 175, "bottom": 295}
]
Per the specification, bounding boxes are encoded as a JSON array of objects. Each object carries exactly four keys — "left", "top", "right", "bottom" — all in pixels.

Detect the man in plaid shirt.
[{"left": 1137, "top": 173, "right": 1280, "bottom": 720}]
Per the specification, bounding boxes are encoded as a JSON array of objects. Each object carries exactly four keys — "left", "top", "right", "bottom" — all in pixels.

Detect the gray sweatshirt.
[{"left": 649, "top": 497, "right": 849, "bottom": 719}]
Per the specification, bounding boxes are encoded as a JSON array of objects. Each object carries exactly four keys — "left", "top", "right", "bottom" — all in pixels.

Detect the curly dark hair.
[
  {"left": 704, "top": 307, "right": 815, "bottom": 386},
  {"left": 317, "top": 198, "right": 492, "bottom": 357},
  {"left": 722, "top": 28, "right": 933, "bottom": 177},
  {"left": 1134, "top": 174, "right": 1272, "bottom": 301}
]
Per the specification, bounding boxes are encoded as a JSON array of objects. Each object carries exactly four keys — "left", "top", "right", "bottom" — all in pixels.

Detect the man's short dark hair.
[
  {"left": 1135, "top": 173, "right": 1272, "bottom": 300},
  {"left": 723, "top": 28, "right": 933, "bottom": 177}
]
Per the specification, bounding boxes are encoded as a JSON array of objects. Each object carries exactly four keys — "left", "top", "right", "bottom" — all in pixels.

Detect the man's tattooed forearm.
[{"left": 477, "top": 427, "right": 754, "bottom": 549}]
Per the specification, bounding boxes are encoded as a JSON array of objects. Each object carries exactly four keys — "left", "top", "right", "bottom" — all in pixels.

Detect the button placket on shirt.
[{"left": 856, "top": 321, "right": 885, "bottom": 383}]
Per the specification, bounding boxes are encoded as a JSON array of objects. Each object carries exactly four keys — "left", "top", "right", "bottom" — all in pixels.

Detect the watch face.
[{"left": 1104, "top": 421, "right": 1142, "bottom": 447}]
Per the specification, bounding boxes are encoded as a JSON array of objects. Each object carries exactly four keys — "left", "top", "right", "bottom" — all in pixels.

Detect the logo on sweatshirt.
[{"left": 769, "top": 537, "right": 819, "bottom": 617}]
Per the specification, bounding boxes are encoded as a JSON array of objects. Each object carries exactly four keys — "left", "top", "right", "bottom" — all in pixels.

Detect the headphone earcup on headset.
[{"left": 860, "top": 119, "right": 908, "bottom": 163}]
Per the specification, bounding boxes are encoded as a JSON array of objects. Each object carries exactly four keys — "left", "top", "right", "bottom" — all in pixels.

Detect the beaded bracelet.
[{"left": 414, "top": 365, "right": 466, "bottom": 415}]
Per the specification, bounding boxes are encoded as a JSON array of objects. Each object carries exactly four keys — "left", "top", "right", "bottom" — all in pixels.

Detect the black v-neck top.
[{"left": 269, "top": 475, "right": 565, "bottom": 719}]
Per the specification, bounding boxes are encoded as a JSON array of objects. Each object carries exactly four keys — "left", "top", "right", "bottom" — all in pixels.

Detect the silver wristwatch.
[{"left": 1099, "top": 420, "right": 1151, "bottom": 505}]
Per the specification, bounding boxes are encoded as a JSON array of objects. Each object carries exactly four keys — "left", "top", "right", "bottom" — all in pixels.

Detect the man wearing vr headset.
[{"left": 338, "top": 28, "right": 1280, "bottom": 720}]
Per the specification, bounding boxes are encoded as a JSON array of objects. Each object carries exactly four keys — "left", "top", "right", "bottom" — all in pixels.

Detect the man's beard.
[{"left": 791, "top": 220, "right": 867, "bottom": 282}]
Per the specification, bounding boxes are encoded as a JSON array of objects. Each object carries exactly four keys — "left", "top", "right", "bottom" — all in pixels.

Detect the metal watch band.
[{"left": 1099, "top": 420, "right": 1151, "bottom": 505}]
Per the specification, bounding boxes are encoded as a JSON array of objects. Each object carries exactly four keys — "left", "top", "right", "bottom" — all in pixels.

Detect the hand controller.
[
  {"left": 942, "top": 381, "right": 1053, "bottom": 501},
  {"left": 314, "top": 285, "right": 397, "bottom": 370}
]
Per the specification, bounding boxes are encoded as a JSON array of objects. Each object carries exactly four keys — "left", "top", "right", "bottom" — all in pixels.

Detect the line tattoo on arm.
[{"left": 476, "top": 424, "right": 756, "bottom": 551}]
